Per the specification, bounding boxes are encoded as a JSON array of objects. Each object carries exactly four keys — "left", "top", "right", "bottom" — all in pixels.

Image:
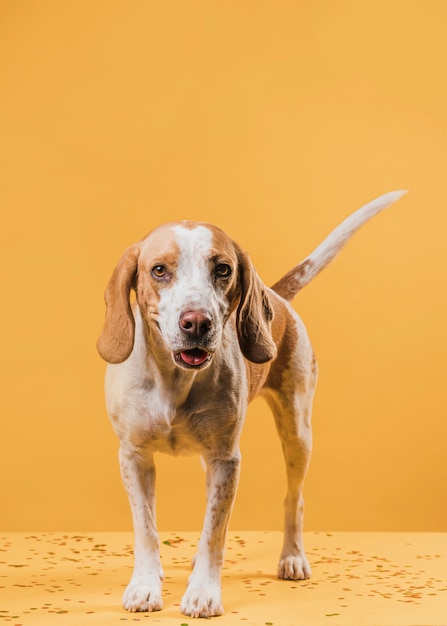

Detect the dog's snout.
[{"left": 179, "top": 310, "right": 212, "bottom": 339}]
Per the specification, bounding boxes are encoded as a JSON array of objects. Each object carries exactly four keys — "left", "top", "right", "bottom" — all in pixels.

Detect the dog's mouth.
[{"left": 174, "top": 348, "right": 212, "bottom": 369}]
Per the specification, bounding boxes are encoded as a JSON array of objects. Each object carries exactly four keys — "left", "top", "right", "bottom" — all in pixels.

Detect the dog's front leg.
[
  {"left": 180, "top": 455, "right": 241, "bottom": 618},
  {"left": 119, "top": 445, "right": 163, "bottom": 612}
]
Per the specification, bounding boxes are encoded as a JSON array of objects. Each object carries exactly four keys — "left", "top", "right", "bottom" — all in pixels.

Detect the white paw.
[
  {"left": 180, "top": 584, "right": 223, "bottom": 618},
  {"left": 122, "top": 579, "right": 163, "bottom": 612},
  {"left": 278, "top": 554, "right": 312, "bottom": 580}
]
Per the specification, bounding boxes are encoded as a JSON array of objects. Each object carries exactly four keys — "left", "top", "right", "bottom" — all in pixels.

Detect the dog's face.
[
  {"left": 97, "top": 222, "right": 277, "bottom": 369},
  {"left": 136, "top": 223, "right": 241, "bottom": 370}
]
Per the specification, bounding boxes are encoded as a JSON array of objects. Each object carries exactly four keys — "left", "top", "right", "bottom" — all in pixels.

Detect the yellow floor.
[{"left": 1, "top": 531, "right": 446, "bottom": 625}]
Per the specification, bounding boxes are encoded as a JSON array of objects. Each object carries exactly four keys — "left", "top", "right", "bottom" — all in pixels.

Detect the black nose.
[{"left": 179, "top": 311, "right": 212, "bottom": 339}]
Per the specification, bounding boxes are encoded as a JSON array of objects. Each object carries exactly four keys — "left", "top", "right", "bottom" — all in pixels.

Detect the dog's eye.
[
  {"left": 151, "top": 265, "right": 167, "bottom": 278},
  {"left": 215, "top": 263, "right": 232, "bottom": 278}
]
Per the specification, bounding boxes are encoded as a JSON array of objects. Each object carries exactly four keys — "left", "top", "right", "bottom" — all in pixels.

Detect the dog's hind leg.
[{"left": 264, "top": 368, "right": 317, "bottom": 580}]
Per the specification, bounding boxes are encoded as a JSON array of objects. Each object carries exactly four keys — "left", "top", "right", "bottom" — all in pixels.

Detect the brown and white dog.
[{"left": 97, "top": 190, "right": 406, "bottom": 617}]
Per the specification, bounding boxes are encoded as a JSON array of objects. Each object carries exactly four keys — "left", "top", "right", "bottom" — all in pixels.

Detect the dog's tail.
[{"left": 271, "top": 190, "right": 408, "bottom": 301}]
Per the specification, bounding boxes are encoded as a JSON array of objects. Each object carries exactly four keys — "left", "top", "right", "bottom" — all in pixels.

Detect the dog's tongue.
[{"left": 180, "top": 349, "right": 209, "bottom": 366}]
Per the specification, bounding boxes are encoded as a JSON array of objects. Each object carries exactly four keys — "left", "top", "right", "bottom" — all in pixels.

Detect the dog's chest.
[
  {"left": 143, "top": 409, "right": 203, "bottom": 455},
  {"left": 122, "top": 372, "right": 243, "bottom": 455},
  {"left": 124, "top": 382, "right": 234, "bottom": 456}
]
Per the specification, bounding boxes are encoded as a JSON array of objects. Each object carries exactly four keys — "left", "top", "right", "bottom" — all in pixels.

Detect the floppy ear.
[
  {"left": 235, "top": 247, "right": 277, "bottom": 364},
  {"left": 97, "top": 244, "right": 140, "bottom": 364}
]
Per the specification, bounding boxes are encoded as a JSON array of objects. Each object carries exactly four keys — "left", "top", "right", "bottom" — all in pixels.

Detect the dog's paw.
[
  {"left": 180, "top": 584, "right": 223, "bottom": 618},
  {"left": 278, "top": 554, "right": 312, "bottom": 580},
  {"left": 122, "top": 580, "right": 163, "bottom": 613}
]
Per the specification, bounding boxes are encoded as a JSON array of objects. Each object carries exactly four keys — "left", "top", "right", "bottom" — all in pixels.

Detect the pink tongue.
[{"left": 181, "top": 349, "right": 208, "bottom": 365}]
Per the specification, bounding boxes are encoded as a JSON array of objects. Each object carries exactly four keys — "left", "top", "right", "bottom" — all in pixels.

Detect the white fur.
[{"left": 156, "top": 226, "right": 226, "bottom": 354}]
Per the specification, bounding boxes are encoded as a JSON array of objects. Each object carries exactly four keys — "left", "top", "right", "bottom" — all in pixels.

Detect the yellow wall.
[{"left": 1, "top": 1, "right": 446, "bottom": 532}]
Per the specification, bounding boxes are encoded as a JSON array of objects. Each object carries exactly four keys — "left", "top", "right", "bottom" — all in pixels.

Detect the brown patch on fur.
[
  {"left": 97, "top": 243, "right": 140, "bottom": 363},
  {"left": 206, "top": 224, "right": 242, "bottom": 315},
  {"left": 265, "top": 301, "right": 299, "bottom": 392},
  {"left": 244, "top": 291, "right": 297, "bottom": 399},
  {"left": 206, "top": 224, "right": 277, "bottom": 364},
  {"left": 97, "top": 224, "right": 183, "bottom": 364},
  {"left": 138, "top": 224, "right": 181, "bottom": 274},
  {"left": 136, "top": 225, "right": 180, "bottom": 315},
  {"left": 271, "top": 259, "right": 313, "bottom": 301},
  {"left": 234, "top": 245, "right": 277, "bottom": 364}
]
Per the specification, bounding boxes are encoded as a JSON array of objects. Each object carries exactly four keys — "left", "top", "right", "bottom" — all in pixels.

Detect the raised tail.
[{"left": 271, "top": 190, "right": 408, "bottom": 301}]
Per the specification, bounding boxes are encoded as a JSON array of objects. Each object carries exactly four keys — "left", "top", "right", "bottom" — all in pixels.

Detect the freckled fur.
[{"left": 97, "top": 191, "right": 407, "bottom": 617}]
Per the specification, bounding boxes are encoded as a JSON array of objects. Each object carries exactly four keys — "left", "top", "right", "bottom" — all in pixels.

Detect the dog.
[{"left": 97, "top": 190, "right": 406, "bottom": 617}]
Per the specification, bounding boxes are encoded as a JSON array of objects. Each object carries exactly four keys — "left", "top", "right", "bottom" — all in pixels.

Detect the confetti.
[{"left": 0, "top": 531, "right": 446, "bottom": 624}]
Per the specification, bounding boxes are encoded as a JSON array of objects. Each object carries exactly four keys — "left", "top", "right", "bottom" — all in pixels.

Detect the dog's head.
[{"left": 97, "top": 222, "right": 277, "bottom": 370}]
